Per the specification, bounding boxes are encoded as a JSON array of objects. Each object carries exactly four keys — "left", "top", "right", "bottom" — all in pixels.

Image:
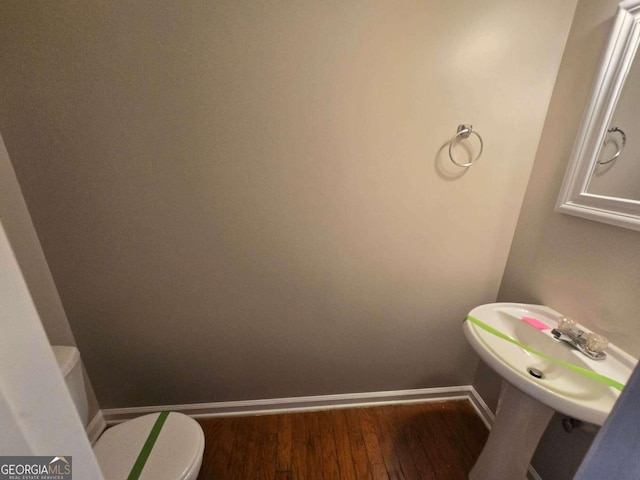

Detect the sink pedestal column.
[{"left": 469, "top": 381, "right": 554, "bottom": 480}]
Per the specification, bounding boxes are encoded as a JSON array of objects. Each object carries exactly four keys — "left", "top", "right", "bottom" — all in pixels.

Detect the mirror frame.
[{"left": 556, "top": 0, "right": 640, "bottom": 231}]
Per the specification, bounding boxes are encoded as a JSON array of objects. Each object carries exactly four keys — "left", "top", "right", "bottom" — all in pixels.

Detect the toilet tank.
[{"left": 52, "top": 345, "right": 89, "bottom": 426}]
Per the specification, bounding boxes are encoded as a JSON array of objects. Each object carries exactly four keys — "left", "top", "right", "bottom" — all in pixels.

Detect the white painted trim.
[
  {"left": 86, "top": 410, "right": 106, "bottom": 445},
  {"left": 468, "top": 386, "right": 494, "bottom": 429},
  {"left": 101, "top": 385, "right": 545, "bottom": 478},
  {"left": 527, "top": 465, "right": 542, "bottom": 480},
  {"left": 0, "top": 213, "right": 104, "bottom": 478},
  {"left": 527, "top": 465, "right": 543, "bottom": 480},
  {"left": 103, "top": 385, "right": 476, "bottom": 424}
]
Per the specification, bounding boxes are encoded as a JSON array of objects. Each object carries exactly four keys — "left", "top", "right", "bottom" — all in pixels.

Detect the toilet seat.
[{"left": 93, "top": 412, "right": 205, "bottom": 480}]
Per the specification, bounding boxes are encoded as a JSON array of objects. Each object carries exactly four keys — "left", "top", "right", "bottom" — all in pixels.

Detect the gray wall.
[
  {"left": 490, "top": 1, "right": 640, "bottom": 478},
  {"left": 499, "top": 0, "right": 640, "bottom": 362},
  {"left": 0, "top": 1, "right": 576, "bottom": 409}
]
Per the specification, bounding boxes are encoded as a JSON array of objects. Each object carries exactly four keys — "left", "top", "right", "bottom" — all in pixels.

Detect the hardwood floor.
[{"left": 196, "top": 400, "right": 489, "bottom": 479}]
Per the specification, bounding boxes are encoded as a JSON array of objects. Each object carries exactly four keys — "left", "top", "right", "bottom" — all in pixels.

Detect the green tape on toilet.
[
  {"left": 466, "top": 315, "right": 625, "bottom": 391},
  {"left": 127, "top": 411, "right": 170, "bottom": 480}
]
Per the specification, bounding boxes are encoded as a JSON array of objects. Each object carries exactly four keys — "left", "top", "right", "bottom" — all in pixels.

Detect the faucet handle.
[
  {"left": 586, "top": 333, "right": 609, "bottom": 353},
  {"left": 557, "top": 316, "right": 577, "bottom": 332}
]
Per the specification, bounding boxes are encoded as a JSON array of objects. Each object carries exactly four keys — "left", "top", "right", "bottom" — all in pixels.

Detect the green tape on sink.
[{"left": 466, "top": 315, "right": 625, "bottom": 391}]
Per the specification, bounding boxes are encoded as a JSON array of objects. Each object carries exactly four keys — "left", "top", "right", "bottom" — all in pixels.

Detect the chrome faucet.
[{"left": 551, "top": 318, "right": 608, "bottom": 361}]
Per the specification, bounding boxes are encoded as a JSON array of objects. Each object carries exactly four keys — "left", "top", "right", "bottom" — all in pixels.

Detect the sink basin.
[
  {"left": 462, "top": 303, "right": 637, "bottom": 480},
  {"left": 464, "top": 303, "right": 638, "bottom": 479},
  {"left": 464, "top": 303, "right": 635, "bottom": 426}
]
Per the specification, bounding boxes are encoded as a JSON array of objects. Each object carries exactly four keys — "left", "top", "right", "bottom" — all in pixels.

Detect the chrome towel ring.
[
  {"left": 598, "top": 127, "right": 626, "bottom": 165},
  {"left": 448, "top": 124, "right": 483, "bottom": 167}
]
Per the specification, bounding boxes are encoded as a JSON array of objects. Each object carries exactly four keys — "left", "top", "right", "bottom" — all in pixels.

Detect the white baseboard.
[
  {"left": 85, "top": 410, "right": 106, "bottom": 444},
  {"left": 527, "top": 466, "right": 543, "bottom": 480},
  {"left": 468, "top": 386, "right": 494, "bottom": 429},
  {"left": 98, "top": 385, "right": 541, "bottom": 479},
  {"left": 102, "top": 385, "right": 487, "bottom": 425}
]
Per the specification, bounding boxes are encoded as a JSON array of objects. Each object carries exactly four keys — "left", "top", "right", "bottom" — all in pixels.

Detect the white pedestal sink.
[{"left": 463, "top": 303, "right": 637, "bottom": 480}]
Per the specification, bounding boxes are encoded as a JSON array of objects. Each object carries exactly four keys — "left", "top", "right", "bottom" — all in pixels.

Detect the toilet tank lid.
[{"left": 51, "top": 346, "right": 80, "bottom": 377}]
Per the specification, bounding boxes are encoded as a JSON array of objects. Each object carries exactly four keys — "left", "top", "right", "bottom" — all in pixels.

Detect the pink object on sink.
[{"left": 521, "top": 316, "right": 550, "bottom": 330}]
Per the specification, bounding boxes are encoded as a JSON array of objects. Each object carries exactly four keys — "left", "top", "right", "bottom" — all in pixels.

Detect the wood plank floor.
[{"left": 196, "top": 400, "right": 488, "bottom": 479}]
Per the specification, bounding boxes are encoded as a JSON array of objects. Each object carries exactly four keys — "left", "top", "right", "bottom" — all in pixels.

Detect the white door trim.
[{"left": 0, "top": 182, "right": 103, "bottom": 478}]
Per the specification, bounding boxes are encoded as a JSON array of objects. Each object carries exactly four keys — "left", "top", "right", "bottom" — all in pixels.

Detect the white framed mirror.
[{"left": 556, "top": 0, "right": 640, "bottom": 231}]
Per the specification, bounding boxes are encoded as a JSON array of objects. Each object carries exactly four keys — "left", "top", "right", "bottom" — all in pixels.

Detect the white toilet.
[{"left": 53, "top": 346, "right": 205, "bottom": 480}]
